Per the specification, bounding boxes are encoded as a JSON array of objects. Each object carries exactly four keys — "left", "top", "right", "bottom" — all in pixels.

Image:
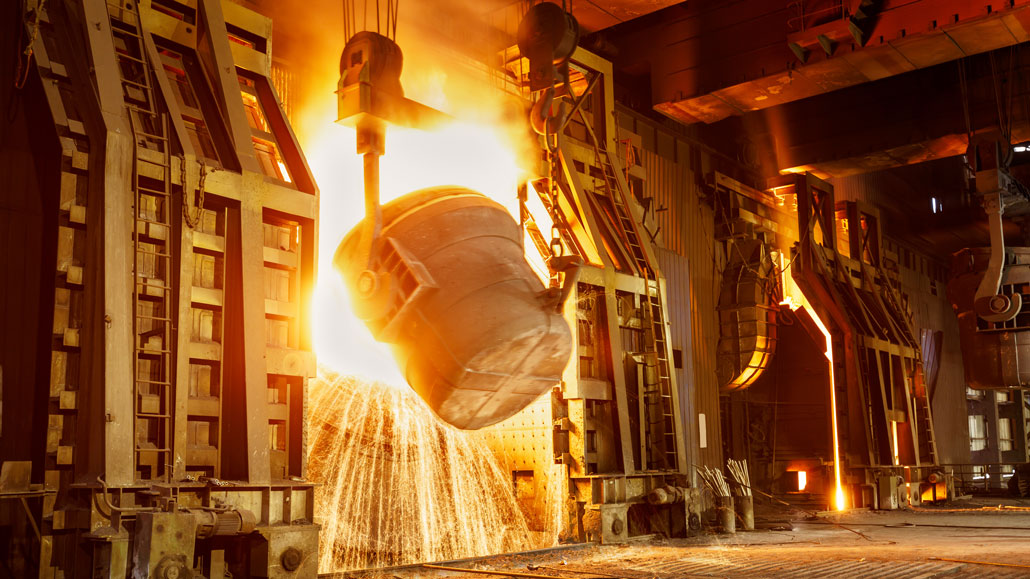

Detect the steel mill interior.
[{"left": 7, "top": 0, "right": 1030, "bottom": 577}]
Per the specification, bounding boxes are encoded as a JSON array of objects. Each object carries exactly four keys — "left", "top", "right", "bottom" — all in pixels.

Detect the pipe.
[
  {"left": 647, "top": 485, "right": 688, "bottom": 505},
  {"left": 715, "top": 496, "right": 735, "bottom": 533},
  {"left": 96, "top": 476, "right": 158, "bottom": 514}
]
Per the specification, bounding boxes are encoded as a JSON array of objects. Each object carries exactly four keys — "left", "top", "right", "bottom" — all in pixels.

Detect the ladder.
[
  {"left": 578, "top": 112, "right": 679, "bottom": 470},
  {"left": 579, "top": 112, "right": 649, "bottom": 276},
  {"left": 855, "top": 343, "right": 885, "bottom": 465},
  {"left": 913, "top": 393, "right": 938, "bottom": 466},
  {"left": 107, "top": 2, "right": 174, "bottom": 480},
  {"left": 642, "top": 275, "right": 679, "bottom": 470}
]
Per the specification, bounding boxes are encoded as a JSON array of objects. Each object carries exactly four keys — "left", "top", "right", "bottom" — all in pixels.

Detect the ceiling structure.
[
  {"left": 593, "top": 1, "right": 1030, "bottom": 170},
  {"left": 581, "top": 0, "right": 1030, "bottom": 257},
  {"left": 618, "top": 1, "right": 1030, "bottom": 124},
  {"left": 256, "top": 0, "right": 1030, "bottom": 257}
]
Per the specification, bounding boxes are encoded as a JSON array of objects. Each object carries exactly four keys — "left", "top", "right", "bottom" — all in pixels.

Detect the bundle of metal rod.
[
  {"left": 699, "top": 465, "right": 731, "bottom": 497},
  {"left": 727, "top": 459, "right": 752, "bottom": 497}
]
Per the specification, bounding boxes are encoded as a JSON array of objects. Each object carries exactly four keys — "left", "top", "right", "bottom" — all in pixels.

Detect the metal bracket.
[
  {"left": 974, "top": 190, "right": 1022, "bottom": 323},
  {"left": 356, "top": 237, "right": 438, "bottom": 343}
]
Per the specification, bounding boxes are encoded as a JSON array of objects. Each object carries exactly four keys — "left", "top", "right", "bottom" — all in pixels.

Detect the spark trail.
[{"left": 309, "top": 369, "right": 534, "bottom": 572}]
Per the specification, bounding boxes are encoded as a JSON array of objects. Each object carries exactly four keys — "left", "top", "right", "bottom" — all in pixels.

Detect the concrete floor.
[{"left": 337, "top": 496, "right": 1030, "bottom": 578}]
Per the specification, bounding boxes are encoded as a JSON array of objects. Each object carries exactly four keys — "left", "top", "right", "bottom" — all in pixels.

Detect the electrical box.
[{"left": 876, "top": 474, "right": 906, "bottom": 510}]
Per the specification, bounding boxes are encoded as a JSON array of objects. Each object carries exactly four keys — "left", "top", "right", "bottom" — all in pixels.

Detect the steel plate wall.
[
  {"left": 657, "top": 248, "right": 699, "bottom": 483},
  {"left": 893, "top": 243, "right": 971, "bottom": 466},
  {"left": 831, "top": 173, "right": 970, "bottom": 465},
  {"left": 616, "top": 107, "right": 724, "bottom": 470}
]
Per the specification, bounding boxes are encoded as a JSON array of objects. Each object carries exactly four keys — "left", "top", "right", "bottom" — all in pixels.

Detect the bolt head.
[
  {"left": 356, "top": 270, "right": 377, "bottom": 297},
  {"left": 281, "top": 547, "right": 303, "bottom": 571},
  {"left": 990, "top": 295, "right": 1010, "bottom": 313}
]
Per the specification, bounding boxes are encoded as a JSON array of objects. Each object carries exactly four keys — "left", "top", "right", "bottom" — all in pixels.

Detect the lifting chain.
[
  {"left": 547, "top": 149, "right": 563, "bottom": 259},
  {"left": 181, "top": 158, "right": 206, "bottom": 229},
  {"left": 538, "top": 69, "right": 573, "bottom": 263},
  {"left": 518, "top": 1, "right": 582, "bottom": 294}
]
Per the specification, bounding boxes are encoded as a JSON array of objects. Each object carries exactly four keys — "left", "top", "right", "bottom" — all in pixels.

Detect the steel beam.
[{"left": 604, "top": 0, "right": 1030, "bottom": 129}]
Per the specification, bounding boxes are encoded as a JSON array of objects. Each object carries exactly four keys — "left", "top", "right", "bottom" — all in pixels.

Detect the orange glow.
[
  {"left": 891, "top": 421, "right": 900, "bottom": 466},
  {"left": 779, "top": 254, "right": 846, "bottom": 511},
  {"left": 277, "top": 160, "right": 293, "bottom": 183},
  {"left": 295, "top": 56, "right": 541, "bottom": 384},
  {"left": 307, "top": 123, "right": 530, "bottom": 381},
  {"left": 797, "top": 470, "right": 807, "bottom": 492}
]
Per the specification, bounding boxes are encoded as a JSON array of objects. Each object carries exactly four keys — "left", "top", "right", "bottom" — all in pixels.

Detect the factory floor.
[{"left": 335, "top": 496, "right": 1030, "bottom": 578}]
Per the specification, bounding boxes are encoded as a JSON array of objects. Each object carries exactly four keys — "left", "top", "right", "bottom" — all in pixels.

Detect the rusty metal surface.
[
  {"left": 792, "top": 173, "right": 940, "bottom": 499},
  {"left": 0, "top": 0, "right": 320, "bottom": 575},
  {"left": 610, "top": 0, "right": 1030, "bottom": 126},
  {"left": 948, "top": 246, "right": 1030, "bottom": 389}
]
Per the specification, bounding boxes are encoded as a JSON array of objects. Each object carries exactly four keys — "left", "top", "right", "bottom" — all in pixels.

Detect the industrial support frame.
[
  {"left": 3, "top": 0, "right": 319, "bottom": 576},
  {"left": 479, "top": 47, "right": 695, "bottom": 544},
  {"left": 791, "top": 172, "right": 944, "bottom": 508}
]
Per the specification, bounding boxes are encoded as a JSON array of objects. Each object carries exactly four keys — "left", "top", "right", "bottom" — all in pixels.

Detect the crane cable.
[{"left": 342, "top": 0, "right": 399, "bottom": 41}]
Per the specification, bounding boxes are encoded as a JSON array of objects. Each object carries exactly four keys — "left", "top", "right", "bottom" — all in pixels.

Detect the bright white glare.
[{"left": 306, "top": 122, "right": 525, "bottom": 384}]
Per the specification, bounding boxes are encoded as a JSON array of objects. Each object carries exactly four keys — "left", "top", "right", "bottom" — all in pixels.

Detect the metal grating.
[{"left": 623, "top": 555, "right": 1029, "bottom": 578}]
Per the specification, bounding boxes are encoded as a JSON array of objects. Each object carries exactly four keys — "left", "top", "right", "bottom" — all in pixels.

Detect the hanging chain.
[
  {"left": 182, "top": 158, "right": 207, "bottom": 229},
  {"left": 548, "top": 149, "right": 563, "bottom": 259}
]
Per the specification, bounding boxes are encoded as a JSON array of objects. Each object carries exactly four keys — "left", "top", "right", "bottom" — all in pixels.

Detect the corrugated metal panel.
[
  {"left": 657, "top": 248, "right": 699, "bottom": 483},
  {"left": 642, "top": 144, "right": 689, "bottom": 255},
  {"left": 830, "top": 171, "right": 903, "bottom": 204},
  {"left": 641, "top": 144, "right": 724, "bottom": 469}
]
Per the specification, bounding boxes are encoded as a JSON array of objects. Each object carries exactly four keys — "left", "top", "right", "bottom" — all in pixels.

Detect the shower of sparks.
[{"left": 308, "top": 369, "right": 535, "bottom": 572}]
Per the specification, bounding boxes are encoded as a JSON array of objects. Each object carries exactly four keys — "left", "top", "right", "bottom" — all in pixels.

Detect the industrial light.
[
  {"left": 1014, "top": 145, "right": 1028, "bottom": 153},
  {"left": 785, "top": 470, "right": 807, "bottom": 493}
]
